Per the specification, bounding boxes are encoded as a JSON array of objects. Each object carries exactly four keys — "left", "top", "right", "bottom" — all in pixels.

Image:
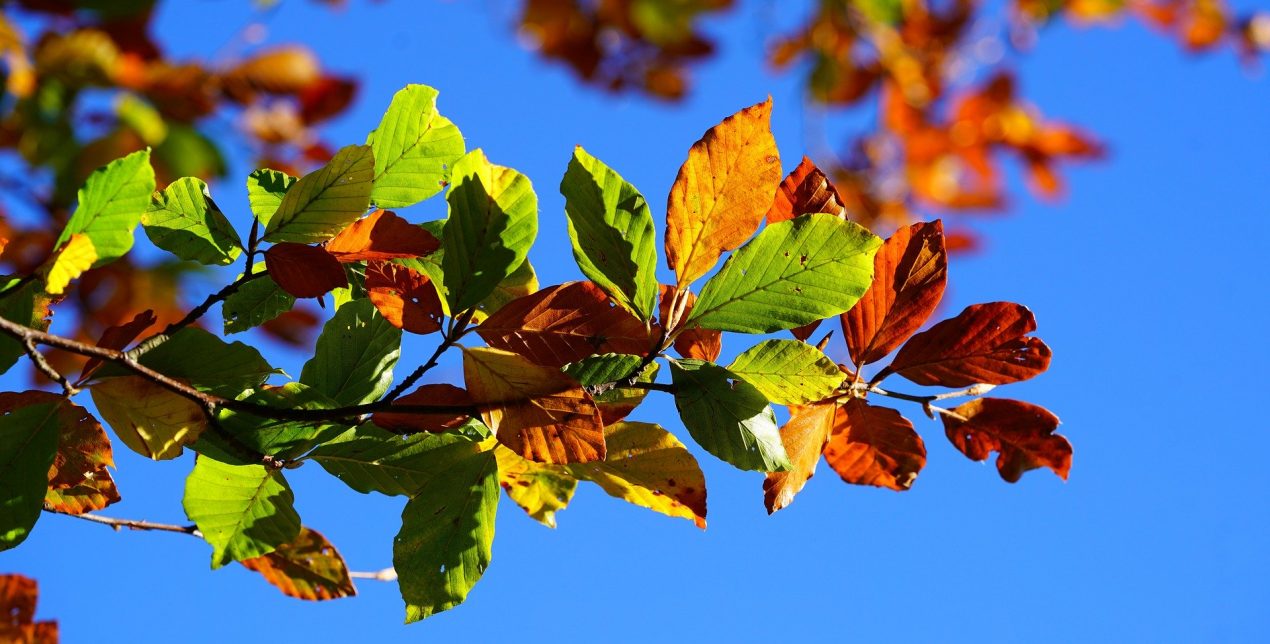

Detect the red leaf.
[
  {"left": 299, "top": 75, "right": 358, "bottom": 125},
  {"left": 885, "top": 302, "right": 1051, "bottom": 387},
  {"left": 766, "top": 156, "right": 848, "bottom": 223},
  {"left": 78, "top": 309, "right": 157, "bottom": 383},
  {"left": 264, "top": 243, "right": 347, "bottom": 298},
  {"left": 823, "top": 398, "right": 926, "bottom": 491},
  {"left": 325, "top": 209, "right": 439, "bottom": 263},
  {"left": 372, "top": 384, "right": 472, "bottom": 433},
  {"left": 941, "top": 398, "right": 1070, "bottom": 482},
  {"left": 841, "top": 220, "right": 947, "bottom": 366},
  {"left": 364, "top": 261, "right": 444, "bottom": 335},
  {"left": 658, "top": 285, "right": 720, "bottom": 362},
  {"left": 478, "top": 282, "right": 655, "bottom": 368}
]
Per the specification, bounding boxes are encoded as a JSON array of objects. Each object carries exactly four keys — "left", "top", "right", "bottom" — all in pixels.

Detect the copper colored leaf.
[
  {"left": 942, "top": 398, "right": 1071, "bottom": 482},
  {"left": 767, "top": 156, "right": 847, "bottom": 223},
  {"left": 240, "top": 527, "right": 357, "bottom": 601},
  {"left": 0, "top": 574, "right": 57, "bottom": 641},
  {"left": 78, "top": 309, "right": 156, "bottom": 383},
  {"left": 29, "top": 393, "right": 119, "bottom": 515},
  {"left": 264, "top": 243, "right": 347, "bottom": 299},
  {"left": 822, "top": 398, "right": 925, "bottom": 491},
  {"left": 223, "top": 46, "right": 321, "bottom": 98},
  {"left": 372, "top": 384, "right": 473, "bottom": 434},
  {"left": 842, "top": 220, "right": 947, "bottom": 366},
  {"left": 462, "top": 347, "right": 605, "bottom": 464},
  {"left": 886, "top": 302, "right": 1051, "bottom": 387},
  {"left": 665, "top": 98, "right": 783, "bottom": 285},
  {"left": 364, "top": 261, "right": 444, "bottom": 335},
  {"left": 658, "top": 285, "right": 720, "bottom": 361},
  {"left": 494, "top": 446, "right": 577, "bottom": 528},
  {"left": 325, "top": 209, "right": 439, "bottom": 262},
  {"left": 477, "top": 282, "right": 654, "bottom": 368},
  {"left": 763, "top": 402, "right": 836, "bottom": 513}
]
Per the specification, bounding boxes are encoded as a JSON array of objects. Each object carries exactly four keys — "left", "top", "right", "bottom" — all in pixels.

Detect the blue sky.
[{"left": 5, "top": 1, "right": 1268, "bottom": 641}]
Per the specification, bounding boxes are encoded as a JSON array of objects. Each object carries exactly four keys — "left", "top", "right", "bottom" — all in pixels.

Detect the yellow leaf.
[
  {"left": 42, "top": 233, "right": 97, "bottom": 295},
  {"left": 763, "top": 402, "right": 836, "bottom": 514},
  {"left": 665, "top": 98, "right": 783, "bottom": 286},
  {"left": 90, "top": 376, "right": 206, "bottom": 460},
  {"left": 494, "top": 446, "right": 577, "bottom": 528},
  {"left": 566, "top": 422, "right": 707, "bottom": 528},
  {"left": 462, "top": 347, "right": 605, "bottom": 465}
]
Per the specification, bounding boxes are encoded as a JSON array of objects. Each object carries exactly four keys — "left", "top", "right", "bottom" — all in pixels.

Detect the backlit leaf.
[
  {"left": 92, "top": 328, "right": 277, "bottom": 396},
  {"left": 0, "top": 399, "right": 61, "bottom": 551},
  {"left": 223, "top": 272, "right": 295, "bottom": 335},
  {"left": 312, "top": 423, "right": 486, "bottom": 497},
  {"left": 247, "top": 168, "right": 296, "bottom": 225},
  {"left": 0, "top": 574, "right": 57, "bottom": 640},
  {"left": 91, "top": 376, "right": 206, "bottom": 460},
  {"left": 824, "top": 398, "right": 926, "bottom": 491},
  {"left": 763, "top": 402, "right": 836, "bottom": 513},
  {"left": 668, "top": 359, "right": 789, "bottom": 472},
  {"left": 183, "top": 456, "right": 301, "bottom": 569},
  {"left": 941, "top": 398, "right": 1070, "bottom": 482},
  {"left": 300, "top": 299, "right": 400, "bottom": 406},
  {"left": 372, "top": 384, "right": 472, "bottom": 434},
  {"left": 263, "top": 144, "right": 374, "bottom": 243},
  {"left": 198, "top": 383, "right": 341, "bottom": 464},
  {"left": 78, "top": 309, "right": 156, "bottom": 383},
  {"left": 494, "top": 446, "right": 577, "bottom": 528},
  {"left": 0, "top": 281, "right": 54, "bottom": 376},
  {"left": 264, "top": 242, "right": 347, "bottom": 298},
  {"left": 473, "top": 256, "right": 537, "bottom": 321},
  {"left": 665, "top": 98, "right": 782, "bottom": 285},
  {"left": 143, "top": 176, "right": 243, "bottom": 265},
  {"left": 326, "top": 209, "right": 440, "bottom": 262},
  {"left": 240, "top": 527, "right": 357, "bottom": 601},
  {"left": 36, "top": 393, "right": 119, "bottom": 515},
  {"left": 41, "top": 232, "right": 96, "bottom": 295},
  {"left": 886, "top": 302, "right": 1052, "bottom": 386},
  {"left": 56, "top": 148, "right": 155, "bottom": 266},
  {"left": 687, "top": 213, "right": 881, "bottom": 333},
  {"left": 369, "top": 84, "right": 465, "bottom": 208},
  {"left": 364, "top": 260, "right": 444, "bottom": 334},
  {"left": 561, "top": 353, "right": 645, "bottom": 387},
  {"left": 767, "top": 156, "right": 848, "bottom": 223},
  {"left": 726, "top": 339, "right": 843, "bottom": 405},
  {"left": 593, "top": 362, "right": 659, "bottom": 426}
]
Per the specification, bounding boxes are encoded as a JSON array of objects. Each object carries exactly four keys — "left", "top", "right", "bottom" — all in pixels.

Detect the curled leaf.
[{"left": 941, "top": 398, "right": 1070, "bottom": 482}]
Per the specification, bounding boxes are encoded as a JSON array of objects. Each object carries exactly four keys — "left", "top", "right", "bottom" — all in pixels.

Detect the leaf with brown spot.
[
  {"left": 9, "top": 392, "right": 120, "bottom": 515},
  {"left": 477, "top": 282, "right": 653, "bottom": 368},
  {"left": 264, "top": 242, "right": 347, "bottom": 298},
  {"left": 325, "top": 209, "right": 439, "bottom": 262},
  {"left": 823, "top": 398, "right": 926, "bottom": 491},
  {"left": 942, "top": 398, "right": 1070, "bottom": 482},
  {"left": 764, "top": 402, "right": 836, "bottom": 514},
  {"left": 77, "top": 309, "right": 156, "bottom": 384},
  {"left": 665, "top": 98, "right": 783, "bottom": 285},
  {"left": 364, "top": 261, "right": 444, "bottom": 335},
  {"left": 240, "top": 527, "right": 357, "bottom": 601},
  {"left": 493, "top": 446, "right": 577, "bottom": 528},
  {"left": 842, "top": 220, "right": 947, "bottom": 367},
  {"left": 372, "top": 384, "right": 472, "bottom": 434},
  {"left": 463, "top": 347, "right": 605, "bottom": 464},
  {"left": 90, "top": 376, "right": 206, "bottom": 460},
  {"left": 659, "top": 285, "right": 720, "bottom": 361},
  {"left": 767, "top": 156, "right": 847, "bottom": 223},
  {"left": 885, "top": 302, "right": 1051, "bottom": 387},
  {"left": 0, "top": 574, "right": 57, "bottom": 641}
]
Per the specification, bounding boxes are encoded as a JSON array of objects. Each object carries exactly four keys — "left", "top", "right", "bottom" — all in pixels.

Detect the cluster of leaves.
[
  {"left": 0, "top": 84, "right": 1067, "bottom": 624},
  {"left": 0, "top": 0, "right": 358, "bottom": 364},
  {"left": 0, "top": 574, "right": 57, "bottom": 641}
]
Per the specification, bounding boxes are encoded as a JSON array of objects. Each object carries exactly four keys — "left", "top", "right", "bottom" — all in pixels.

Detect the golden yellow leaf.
[
  {"left": 763, "top": 402, "right": 836, "bottom": 514},
  {"left": 90, "top": 376, "right": 206, "bottom": 460},
  {"left": 664, "top": 98, "right": 783, "bottom": 286},
  {"left": 42, "top": 233, "right": 97, "bottom": 295},
  {"left": 494, "top": 446, "right": 577, "bottom": 528}
]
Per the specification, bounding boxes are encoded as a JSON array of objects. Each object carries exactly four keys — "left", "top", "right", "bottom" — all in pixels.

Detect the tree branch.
[
  {"left": 127, "top": 270, "right": 271, "bottom": 359},
  {"left": 382, "top": 307, "right": 475, "bottom": 402}
]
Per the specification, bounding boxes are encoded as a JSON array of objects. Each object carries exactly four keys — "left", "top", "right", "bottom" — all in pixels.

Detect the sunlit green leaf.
[
  {"left": 183, "top": 456, "right": 301, "bottom": 569},
  {"left": 143, "top": 177, "right": 242, "bottom": 265},
  {"left": 369, "top": 84, "right": 465, "bottom": 208},
  {"left": 56, "top": 148, "right": 155, "bottom": 266},
  {"left": 263, "top": 145, "right": 374, "bottom": 243},
  {"left": 727, "top": 339, "right": 844, "bottom": 404},
  {"left": 668, "top": 359, "right": 789, "bottom": 472},
  {"left": 299, "top": 299, "right": 400, "bottom": 406}
]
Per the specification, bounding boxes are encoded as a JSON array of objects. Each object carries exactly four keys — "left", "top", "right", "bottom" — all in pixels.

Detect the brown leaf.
[
  {"left": 886, "top": 302, "right": 1052, "bottom": 387},
  {"left": 658, "top": 285, "right": 720, "bottom": 361},
  {"left": 298, "top": 75, "right": 357, "bottom": 124},
  {"left": 665, "top": 98, "right": 783, "bottom": 285},
  {"left": 763, "top": 402, "right": 836, "bottom": 513},
  {"left": 767, "top": 156, "right": 848, "bottom": 223},
  {"left": 364, "top": 261, "right": 444, "bottom": 335},
  {"left": 841, "top": 220, "right": 947, "bottom": 367},
  {"left": 240, "top": 528, "right": 357, "bottom": 601},
  {"left": 264, "top": 243, "right": 347, "bottom": 299},
  {"left": 942, "top": 398, "right": 1070, "bottom": 482},
  {"left": 478, "top": 282, "right": 654, "bottom": 368},
  {"left": 0, "top": 574, "right": 58, "bottom": 642},
  {"left": 77, "top": 309, "right": 156, "bottom": 383},
  {"left": 463, "top": 347, "right": 605, "bottom": 464},
  {"left": 0, "top": 391, "right": 119, "bottom": 515},
  {"left": 222, "top": 46, "right": 321, "bottom": 101},
  {"left": 824, "top": 398, "right": 926, "bottom": 491},
  {"left": 325, "top": 209, "right": 439, "bottom": 262},
  {"left": 372, "top": 384, "right": 472, "bottom": 433}
]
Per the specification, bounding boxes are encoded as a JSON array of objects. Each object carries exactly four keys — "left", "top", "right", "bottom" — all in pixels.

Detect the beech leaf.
[
  {"left": 325, "top": 209, "right": 440, "bottom": 262},
  {"left": 763, "top": 402, "right": 836, "bottom": 513},
  {"left": 668, "top": 359, "right": 789, "bottom": 472},
  {"left": 91, "top": 376, "right": 206, "bottom": 460},
  {"left": 263, "top": 144, "right": 374, "bottom": 243},
  {"left": 240, "top": 527, "right": 357, "bottom": 601},
  {"left": 886, "top": 302, "right": 1052, "bottom": 386},
  {"left": 494, "top": 446, "right": 577, "bottom": 528},
  {"left": 364, "top": 260, "right": 444, "bottom": 335},
  {"left": 300, "top": 299, "right": 401, "bottom": 406},
  {"left": 941, "top": 398, "right": 1071, "bottom": 482},
  {"left": 369, "top": 84, "right": 466, "bottom": 208},
  {"left": 0, "top": 399, "right": 62, "bottom": 551},
  {"left": 726, "top": 339, "right": 843, "bottom": 405},
  {"left": 264, "top": 242, "right": 347, "bottom": 298},
  {"left": 183, "top": 456, "right": 301, "bottom": 569},
  {"left": 312, "top": 424, "right": 488, "bottom": 497},
  {"left": 143, "top": 176, "right": 243, "bottom": 265},
  {"left": 766, "top": 156, "right": 848, "bottom": 223},
  {"left": 56, "top": 148, "right": 155, "bottom": 266},
  {"left": 824, "top": 398, "right": 926, "bottom": 491}
]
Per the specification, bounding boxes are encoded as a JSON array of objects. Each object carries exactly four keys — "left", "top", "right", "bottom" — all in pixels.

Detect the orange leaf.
[
  {"left": 658, "top": 285, "right": 720, "bottom": 362},
  {"left": 665, "top": 98, "right": 783, "bottom": 285},
  {"left": 763, "top": 402, "right": 836, "bottom": 513},
  {"left": 463, "top": 347, "right": 605, "bottom": 464},
  {"left": 78, "top": 309, "right": 157, "bottom": 384},
  {"left": 264, "top": 243, "right": 347, "bottom": 298},
  {"left": 824, "top": 398, "right": 926, "bottom": 491},
  {"left": 941, "top": 398, "right": 1070, "bottom": 482},
  {"left": 364, "top": 261, "right": 444, "bottom": 335},
  {"left": 478, "top": 282, "right": 654, "bottom": 368},
  {"left": 240, "top": 528, "right": 357, "bottom": 601},
  {"left": 841, "top": 220, "right": 947, "bottom": 367},
  {"left": 0, "top": 574, "right": 58, "bottom": 641},
  {"left": 325, "top": 209, "right": 439, "bottom": 262},
  {"left": 372, "top": 384, "right": 472, "bottom": 433},
  {"left": 0, "top": 391, "right": 119, "bottom": 515},
  {"left": 886, "top": 302, "right": 1052, "bottom": 387},
  {"left": 767, "top": 156, "right": 848, "bottom": 223}
]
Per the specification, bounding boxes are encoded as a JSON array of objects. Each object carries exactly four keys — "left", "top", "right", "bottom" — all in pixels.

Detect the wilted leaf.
[
  {"left": 91, "top": 376, "right": 205, "bottom": 460},
  {"left": 299, "top": 299, "right": 400, "bottom": 406},
  {"left": 494, "top": 446, "right": 577, "bottom": 528},
  {"left": 240, "top": 527, "right": 357, "bottom": 601},
  {"left": 369, "top": 84, "right": 466, "bottom": 208},
  {"left": 0, "top": 398, "right": 62, "bottom": 551},
  {"left": 264, "top": 242, "right": 347, "bottom": 298},
  {"left": 263, "top": 144, "right": 374, "bottom": 243},
  {"left": 886, "top": 302, "right": 1051, "bottom": 386},
  {"left": 726, "top": 339, "right": 843, "bottom": 404},
  {"left": 78, "top": 309, "right": 156, "bottom": 383},
  {"left": 668, "top": 359, "right": 789, "bottom": 472},
  {"left": 373, "top": 384, "right": 473, "bottom": 434},
  {"left": 56, "top": 148, "right": 155, "bottom": 266},
  {"left": 824, "top": 398, "right": 925, "bottom": 491},
  {"left": 364, "top": 260, "right": 444, "bottom": 334},
  {"left": 183, "top": 456, "right": 301, "bottom": 568},
  {"left": 325, "top": 209, "right": 439, "bottom": 262},
  {"left": 763, "top": 402, "right": 836, "bottom": 513},
  {"left": 143, "top": 176, "right": 243, "bottom": 265},
  {"left": 767, "top": 156, "right": 847, "bottom": 223},
  {"left": 942, "top": 398, "right": 1070, "bottom": 482}
]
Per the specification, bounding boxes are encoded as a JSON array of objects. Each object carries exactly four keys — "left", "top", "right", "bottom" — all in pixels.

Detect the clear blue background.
[{"left": 5, "top": 1, "right": 1268, "bottom": 641}]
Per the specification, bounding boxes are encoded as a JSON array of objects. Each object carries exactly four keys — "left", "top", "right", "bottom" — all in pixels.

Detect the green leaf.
[
  {"left": 298, "top": 299, "right": 400, "bottom": 406},
  {"left": 56, "top": 148, "right": 156, "bottom": 266},
  {"left": 0, "top": 281, "right": 52, "bottom": 376},
  {"left": 726, "top": 339, "right": 844, "bottom": 405},
  {"left": 195, "top": 383, "right": 342, "bottom": 464},
  {"left": 687, "top": 214, "right": 881, "bottom": 333},
  {"left": 93, "top": 328, "right": 277, "bottom": 396},
  {"left": 222, "top": 271, "right": 295, "bottom": 335},
  {"left": 560, "top": 146, "right": 658, "bottom": 321},
  {"left": 143, "top": 177, "right": 242, "bottom": 265},
  {"left": 369, "top": 84, "right": 466, "bottom": 208},
  {"left": 475, "top": 257, "right": 537, "bottom": 319},
  {"left": 0, "top": 401, "right": 61, "bottom": 551},
  {"left": 263, "top": 145, "right": 374, "bottom": 243},
  {"left": 395, "top": 440, "right": 497, "bottom": 622},
  {"left": 441, "top": 149, "right": 537, "bottom": 311},
  {"left": 182, "top": 456, "right": 301, "bottom": 568},
  {"left": 246, "top": 169, "right": 296, "bottom": 226},
  {"left": 562, "top": 353, "right": 645, "bottom": 387},
  {"left": 668, "top": 359, "right": 789, "bottom": 472},
  {"left": 310, "top": 424, "right": 486, "bottom": 497}
]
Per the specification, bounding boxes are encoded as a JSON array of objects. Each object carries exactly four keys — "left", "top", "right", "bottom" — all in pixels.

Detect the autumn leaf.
[
  {"left": 665, "top": 98, "right": 783, "bottom": 285},
  {"left": 0, "top": 574, "right": 58, "bottom": 642},
  {"left": 241, "top": 527, "right": 357, "bottom": 601},
  {"left": 42, "top": 232, "right": 97, "bottom": 295},
  {"left": 494, "top": 446, "right": 577, "bottom": 528},
  {"left": 364, "top": 260, "right": 444, "bottom": 334},
  {"left": 264, "top": 242, "right": 347, "bottom": 298},
  {"left": 941, "top": 398, "right": 1070, "bottom": 482},
  {"left": 91, "top": 376, "right": 206, "bottom": 460},
  {"left": 78, "top": 309, "right": 156, "bottom": 384},
  {"left": 325, "top": 209, "right": 440, "bottom": 262},
  {"left": 462, "top": 347, "right": 605, "bottom": 464},
  {"left": 22, "top": 392, "right": 120, "bottom": 515},
  {"left": 767, "top": 156, "right": 848, "bottom": 223},
  {"left": 824, "top": 398, "right": 926, "bottom": 491},
  {"left": 659, "top": 285, "right": 720, "bottom": 361},
  {"left": 842, "top": 220, "right": 947, "bottom": 367},
  {"left": 373, "top": 384, "right": 473, "bottom": 434},
  {"left": 884, "top": 302, "right": 1051, "bottom": 386},
  {"left": 763, "top": 402, "right": 836, "bottom": 514}
]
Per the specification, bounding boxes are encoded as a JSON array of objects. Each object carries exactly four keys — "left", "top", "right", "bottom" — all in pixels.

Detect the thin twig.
[
  {"left": 22, "top": 338, "right": 78, "bottom": 396},
  {"left": 348, "top": 568, "right": 397, "bottom": 581},
  {"left": 127, "top": 270, "right": 271, "bottom": 359},
  {"left": 382, "top": 307, "right": 475, "bottom": 402}
]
